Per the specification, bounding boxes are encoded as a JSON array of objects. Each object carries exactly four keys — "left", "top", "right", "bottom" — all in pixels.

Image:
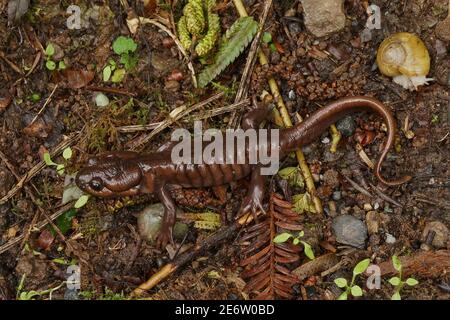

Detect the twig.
[
  {"left": 131, "top": 211, "right": 259, "bottom": 297},
  {"left": 228, "top": 0, "right": 273, "bottom": 128},
  {"left": 85, "top": 86, "right": 136, "bottom": 97},
  {"left": 122, "top": 2, "right": 199, "bottom": 89},
  {"left": 342, "top": 174, "right": 373, "bottom": 198},
  {"left": 0, "top": 150, "right": 67, "bottom": 243},
  {"left": 0, "top": 203, "right": 74, "bottom": 255},
  {"left": 116, "top": 99, "right": 250, "bottom": 133},
  {"left": 29, "top": 85, "right": 59, "bottom": 127},
  {"left": 126, "top": 92, "right": 225, "bottom": 150},
  {"left": 0, "top": 51, "right": 23, "bottom": 75},
  {"left": 0, "top": 129, "right": 86, "bottom": 205},
  {"left": 369, "top": 183, "right": 403, "bottom": 208}
]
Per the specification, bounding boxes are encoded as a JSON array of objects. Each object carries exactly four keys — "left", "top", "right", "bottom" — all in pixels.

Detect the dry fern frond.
[{"left": 239, "top": 193, "right": 302, "bottom": 299}]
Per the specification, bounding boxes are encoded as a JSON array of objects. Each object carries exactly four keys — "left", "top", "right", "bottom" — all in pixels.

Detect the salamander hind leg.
[
  {"left": 237, "top": 167, "right": 266, "bottom": 221},
  {"left": 155, "top": 185, "right": 177, "bottom": 249}
]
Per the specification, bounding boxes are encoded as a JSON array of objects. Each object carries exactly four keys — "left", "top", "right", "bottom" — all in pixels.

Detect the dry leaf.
[
  {"left": 55, "top": 69, "right": 95, "bottom": 89},
  {"left": 7, "top": 0, "right": 30, "bottom": 24}
]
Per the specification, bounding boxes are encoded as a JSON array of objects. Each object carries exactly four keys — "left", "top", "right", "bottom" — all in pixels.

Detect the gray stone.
[
  {"left": 421, "top": 221, "right": 449, "bottom": 249},
  {"left": 336, "top": 115, "right": 356, "bottom": 137},
  {"left": 137, "top": 203, "right": 188, "bottom": 243},
  {"left": 300, "top": 0, "right": 346, "bottom": 37},
  {"left": 332, "top": 214, "right": 367, "bottom": 249}
]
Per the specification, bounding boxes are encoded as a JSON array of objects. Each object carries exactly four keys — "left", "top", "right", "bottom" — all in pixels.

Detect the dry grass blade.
[{"left": 239, "top": 193, "right": 301, "bottom": 299}]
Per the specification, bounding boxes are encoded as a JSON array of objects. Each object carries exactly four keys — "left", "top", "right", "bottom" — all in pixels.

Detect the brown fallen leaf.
[
  {"left": 37, "top": 229, "right": 55, "bottom": 250},
  {"left": 23, "top": 118, "right": 53, "bottom": 138},
  {"left": 142, "top": 0, "right": 157, "bottom": 17},
  {"left": 54, "top": 69, "right": 95, "bottom": 89},
  {"left": 0, "top": 95, "right": 12, "bottom": 111},
  {"left": 374, "top": 250, "right": 450, "bottom": 279}
]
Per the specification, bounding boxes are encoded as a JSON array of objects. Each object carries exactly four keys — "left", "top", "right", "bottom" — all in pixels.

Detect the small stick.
[
  {"left": 0, "top": 203, "right": 74, "bottom": 255},
  {"left": 131, "top": 211, "right": 258, "bottom": 297},
  {"left": 29, "top": 85, "right": 59, "bottom": 126},
  {"left": 126, "top": 92, "right": 225, "bottom": 150}
]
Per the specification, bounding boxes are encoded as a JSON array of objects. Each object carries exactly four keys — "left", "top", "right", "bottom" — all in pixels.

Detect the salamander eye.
[{"left": 89, "top": 179, "right": 104, "bottom": 192}]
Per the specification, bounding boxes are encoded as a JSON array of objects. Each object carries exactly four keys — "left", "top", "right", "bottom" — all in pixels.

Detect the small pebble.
[
  {"left": 385, "top": 233, "right": 396, "bottom": 244},
  {"left": 332, "top": 191, "right": 341, "bottom": 201},
  {"left": 363, "top": 203, "right": 373, "bottom": 211},
  {"left": 421, "top": 221, "right": 449, "bottom": 249},
  {"left": 332, "top": 215, "right": 368, "bottom": 249},
  {"left": 336, "top": 116, "right": 356, "bottom": 137},
  {"left": 321, "top": 137, "right": 330, "bottom": 144},
  {"left": 94, "top": 93, "right": 109, "bottom": 107}
]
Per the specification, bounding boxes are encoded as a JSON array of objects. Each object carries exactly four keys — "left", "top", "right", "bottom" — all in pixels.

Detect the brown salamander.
[{"left": 76, "top": 96, "right": 411, "bottom": 247}]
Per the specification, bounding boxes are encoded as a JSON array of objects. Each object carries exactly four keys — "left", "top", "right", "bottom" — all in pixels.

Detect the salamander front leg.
[
  {"left": 238, "top": 167, "right": 266, "bottom": 221},
  {"left": 155, "top": 185, "right": 177, "bottom": 249}
]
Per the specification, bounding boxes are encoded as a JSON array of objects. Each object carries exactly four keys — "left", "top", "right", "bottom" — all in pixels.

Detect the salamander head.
[{"left": 76, "top": 157, "right": 143, "bottom": 197}]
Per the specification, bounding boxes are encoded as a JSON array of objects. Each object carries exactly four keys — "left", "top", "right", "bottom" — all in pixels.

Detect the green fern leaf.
[
  {"left": 184, "top": 1, "right": 205, "bottom": 37},
  {"left": 198, "top": 16, "right": 259, "bottom": 88},
  {"left": 177, "top": 16, "right": 192, "bottom": 50}
]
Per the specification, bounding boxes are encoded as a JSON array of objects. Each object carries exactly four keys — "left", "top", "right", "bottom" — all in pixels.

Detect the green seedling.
[
  {"left": 388, "top": 255, "right": 419, "bottom": 300},
  {"left": 334, "top": 258, "right": 371, "bottom": 300},
  {"left": 43, "top": 147, "right": 73, "bottom": 175},
  {"left": 103, "top": 37, "right": 138, "bottom": 83},
  {"left": 262, "top": 32, "right": 277, "bottom": 52},
  {"left": 17, "top": 275, "right": 65, "bottom": 300},
  {"left": 44, "top": 43, "right": 66, "bottom": 71},
  {"left": 273, "top": 230, "right": 315, "bottom": 260}
]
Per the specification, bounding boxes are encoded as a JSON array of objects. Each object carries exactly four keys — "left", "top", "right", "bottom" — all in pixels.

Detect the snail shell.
[{"left": 376, "top": 32, "right": 430, "bottom": 78}]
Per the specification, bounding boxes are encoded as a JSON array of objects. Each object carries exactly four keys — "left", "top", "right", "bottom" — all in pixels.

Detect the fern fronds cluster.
[
  {"left": 198, "top": 16, "right": 259, "bottom": 88},
  {"left": 177, "top": 0, "right": 220, "bottom": 57}
]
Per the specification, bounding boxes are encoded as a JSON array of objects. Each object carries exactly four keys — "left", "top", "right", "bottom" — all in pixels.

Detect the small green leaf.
[
  {"left": 388, "top": 276, "right": 401, "bottom": 286},
  {"left": 293, "top": 238, "right": 300, "bottom": 245},
  {"left": 262, "top": 32, "right": 272, "bottom": 43},
  {"left": 301, "top": 241, "right": 315, "bottom": 260},
  {"left": 58, "top": 61, "right": 66, "bottom": 70},
  {"left": 46, "top": 60, "right": 56, "bottom": 71},
  {"left": 74, "top": 195, "right": 90, "bottom": 209},
  {"left": 112, "top": 36, "right": 137, "bottom": 55},
  {"left": 337, "top": 292, "right": 348, "bottom": 300},
  {"left": 298, "top": 230, "right": 305, "bottom": 237},
  {"left": 269, "top": 43, "right": 277, "bottom": 52},
  {"left": 273, "top": 232, "right": 293, "bottom": 243},
  {"left": 45, "top": 43, "right": 55, "bottom": 56},
  {"left": 405, "top": 278, "right": 419, "bottom": 286},
  {"left": 31, "top": 93, "right": 41, "bottom": 102},
  {"left": 353, "top": 258, "right": 371, "bottom": 275},
  {"left": 56, "top": 164, "right": 65, "bottom": 175},
  {"left": 351, "top": 285, "right": 363, "bottom": 297},
  {"left": 43, "top": 153, "right": 57, "bottom": 166},
  {"left": 392, "top": 255, "right": 402, "bottom": 272},
  {"left": 103, "top": 66, "right": 112, "bottom": 82},
  {"left": 52, "top": 208, "right": 77, "bottom": 235},
  {"left": 334, "top": 278, "right": 347, "bottom": 288},
  {"left": 111, "top": 69, "right": 126, "bottom": 83},
  {"left": 62, "top": 147, "right": 72, "bottom": 160},
  {"left": 391, "top": 292, "right": 401, "bottom": 300}
]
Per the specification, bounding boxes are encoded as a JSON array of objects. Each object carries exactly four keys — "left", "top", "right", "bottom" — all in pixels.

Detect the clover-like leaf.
[
  {"left": 45, "top": 43, "right": 55, "bottom": 56},
  {"left": 301, "top": 241, "right": 315, "bottom": 260},
  {"left": 43, "top": 153, "right": 57, "bottom": 166},
  {"left": 273, "top": 232, "right": 293, "bottom": 243},
  {"left": 351, "top": 285, "right": 363, "bottom": 297},
  {"left": 334, "top": 278, "right": 348, "bottom": 288},
  {"left": 112, "top": 36, "right": 137, "bottom": 55},
  {"left": 103, "top": 66, "right": 112, "bottom": 82},
  {"left": 74, "top": 195, "right": 90, "bottom": 209},
  {"left": 392, "top": 255, "right": 402, "bottom": 272},
  {"left": 62, "top": 147, "right": 72, "bottom": 160},
  {"left": 353, "top": 258, "right": 371, "bottom": 276},
  {"left": 111, "top": 69, "right": 126, "bottom": 83},
  {"left": 405, "top": 278, "right": 419, "bottom": 286},
  {"left": 46, "top": 60, "right": 56, "bottom": 71},
  {"left": 56, "top": 164, "right": 65, "bottom": 175},
  {"left": 337, "top": 292, "right": 348, "bottom": 300},
  {"left": 391, "top": 291, "right": 401, "bottom": 300},
  {"left": 388, "top": 276, "right": 401, "bottom": 286}
]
